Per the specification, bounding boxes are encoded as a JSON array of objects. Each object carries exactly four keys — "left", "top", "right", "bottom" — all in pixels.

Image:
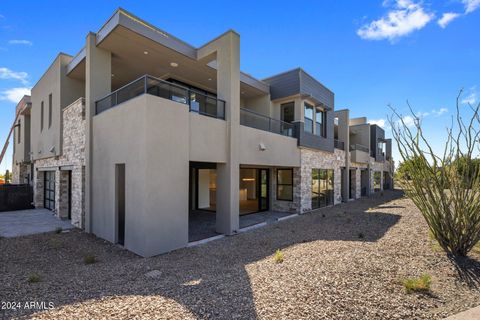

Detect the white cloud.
[
  {"left": 369, "top": 119, "right": 386, "bottom": 128},
  {"left": 437, "top": 12, "right": 461, "bottom": 28},
  {"left": 463, "top": 0, "right": 480, "bottom": 13},
  {"left": 8, "top": 39, "right": 33, "bottom": 46},
  {"left": 357, "top": 0, "right": 434, "bottom": 41},
  {"left": 431, "top": 107, "right": 448, "bottom": 116},
  {"left": 462, "top": 87, "right": 478, "bottom": 105},
  {"left": 0, "top": 67, "right": 29, "bottom": 84},
  {"left": 462, "top": 92, "right": 477, "bottom": 105},
  {"left": 399, "top": 115, "right": 418, "bottom": 127},
  {"left": 0, "top": 87, "right": 31, "bottom": 103}
]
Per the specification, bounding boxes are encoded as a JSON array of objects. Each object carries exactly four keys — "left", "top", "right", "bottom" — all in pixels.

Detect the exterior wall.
[
  {"left": 189, "top": 113, "right": 227, "bottom": 163},
  {"left": 299, "top": 148, "right": 345, "bottom": 212},
  {"left": 32, "top": 98, "right": 86, "bottom": 228},
  {"left": 92, "top": 94, "right": 189, "bottom": 257},
  {"left": 31, "top": 54, "right": 84, "bottom": 161},
  {"left": 239, "top": 126, "right": 300, "bottom": 167}
]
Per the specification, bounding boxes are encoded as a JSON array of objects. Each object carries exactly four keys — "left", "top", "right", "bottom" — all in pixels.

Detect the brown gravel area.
[{"left": 1, "top": 190, "right": 480, "bottom": 319}]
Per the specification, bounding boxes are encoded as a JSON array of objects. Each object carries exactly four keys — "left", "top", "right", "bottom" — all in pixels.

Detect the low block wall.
[{"left": 0, "top": 184, "right": 34, "bottom": 212}]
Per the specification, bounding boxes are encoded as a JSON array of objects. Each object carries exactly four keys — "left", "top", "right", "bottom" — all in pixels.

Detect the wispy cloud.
[
  {"left": 462, "top": 87, "right": 478, "bottom": 105},
  {"left": 8, "top": 39, "right": 33, "bottom": 46},
  {"left": 357, "top": 0, "right": 434, "bottom": 42},
  {"left": 0, "top": 14, "right": 4, "bottom": 19},
  {"left": 0, "top": 67, "right": 29, "bottom": 84},
  {"left": 437, "top": 12, "right": 461, "bottom": 28},
  {"left": 0, "top": 87, "right": 31, "bottom": 103},
  {"left": 369, "top": 119, "right": 386, "bottom": 128},
  {"left": 431, "top": 107, "right": 448, "bottom": 116},
  {"left": 463, "top": 0, "right": 480, "bottom": 13}
]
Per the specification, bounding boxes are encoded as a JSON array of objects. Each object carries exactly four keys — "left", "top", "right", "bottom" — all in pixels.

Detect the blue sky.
[{"left": 0, "top": 0, "right": 479, "bottom": 172}]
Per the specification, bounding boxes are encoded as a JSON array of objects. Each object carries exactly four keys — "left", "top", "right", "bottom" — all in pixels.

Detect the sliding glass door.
[{"left": 311, "top": 169, "right": 334, "bottom": 209}]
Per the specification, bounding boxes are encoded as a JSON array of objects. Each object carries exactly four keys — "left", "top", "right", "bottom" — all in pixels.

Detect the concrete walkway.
[
  {"left": 0, "top": 209, "right": 74, "bottom": 237},
  {"left": 444, "top": 305, "right": 480, "bottom": 319}
]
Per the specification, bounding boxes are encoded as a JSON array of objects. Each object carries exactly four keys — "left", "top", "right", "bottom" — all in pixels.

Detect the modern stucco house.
[{"left": 12, "top": 8, "right": 394, "bottom": 257}]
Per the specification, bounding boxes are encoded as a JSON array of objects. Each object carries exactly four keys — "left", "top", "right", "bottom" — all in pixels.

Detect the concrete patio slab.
[
  {"left": 0, "top": 209, "right": 74, "bottom": 237},
  {"left": 444, "top": 305, "right": 480, "bottom": 320}
]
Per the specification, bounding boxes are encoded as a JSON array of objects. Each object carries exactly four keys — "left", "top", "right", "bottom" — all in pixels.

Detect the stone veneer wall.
[
  {"left": 370, "top": 157, "right": 385, "bottom": 193},
  {"left": 33, "top": 98, "right": 85, "bottom": 228},
  {"left": 299, "top": 148, "right": 345, "bottom": 213},
  {"left": 350, "top": 162, "right": 368, "bottom": 199}
]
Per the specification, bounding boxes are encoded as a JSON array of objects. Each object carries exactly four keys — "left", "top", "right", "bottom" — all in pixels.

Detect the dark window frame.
[
  {"left": 315, "top": 107, "right": 327, "bottom": 138},
  {"left": 304, "top": 102, "right": 314, "bottom": 134},
  {"left": 276, "top": 168, "right": 294, "bottom": 201}
]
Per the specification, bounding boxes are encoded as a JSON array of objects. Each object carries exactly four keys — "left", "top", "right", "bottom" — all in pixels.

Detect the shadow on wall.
[{"left": 2, "top": 191, "right": 405, "bottom": 319}]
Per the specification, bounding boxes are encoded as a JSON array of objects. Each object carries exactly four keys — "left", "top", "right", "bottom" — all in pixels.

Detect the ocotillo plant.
[{"left": 389, "top": 91, "right": 480, "bottom": 257}]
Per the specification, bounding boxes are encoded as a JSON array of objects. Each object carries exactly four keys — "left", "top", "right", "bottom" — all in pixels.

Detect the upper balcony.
[
  {"left": 95, "top": 75, "right": 226, "bottom": 119},
  {"left": 350, "top": 143, "right": 370, "bottom": 163},
  {"left": 240, "top": 108, "right": 296, "bottom": 138}
]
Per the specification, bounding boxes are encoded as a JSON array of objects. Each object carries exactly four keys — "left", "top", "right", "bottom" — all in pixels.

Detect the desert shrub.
[
  {"left": 84, "top": 255, "right": 97, "bottom": 265},
  {"left": 27, "top": 273, "right": 41, "bottom": 283},
  {"left": 402, "top": 274, "right": 431, "bottom": 293},
  {"left": 274, "top": 249, "right": 284, "bottom": 263},
  {"left": 390, "top": 93, "right": 480, "bottom": 256}
]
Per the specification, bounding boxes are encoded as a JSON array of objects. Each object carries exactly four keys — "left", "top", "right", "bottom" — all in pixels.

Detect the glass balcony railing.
[
  {"left": 240, "top": 108, "right": 296, "bottom": 138},
  {"left": 95, "top": 75, "right": 225, "bottom": 119},
  {"left": 334, "top": 139, "right": 345, "bottom": 150},
  {"left": 349, "top": 143, "right": 369, "bottom": 153}
]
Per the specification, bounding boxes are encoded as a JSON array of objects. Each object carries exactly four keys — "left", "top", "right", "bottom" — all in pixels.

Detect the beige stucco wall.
[
  {"left": 31, "top": 54, "right": 84, "bottom": 161},
  {"left": 239, "top": 126, "right": 300, "bottom": 167},
  {"left": 189, "top": 113, "right": 227, "bottom": 163},
  {"left": 92, "top": 94, "right": 189, "bottom": 257}
]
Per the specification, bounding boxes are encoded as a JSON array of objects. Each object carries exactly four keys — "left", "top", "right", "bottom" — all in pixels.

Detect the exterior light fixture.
[
  {"left": 242, "top": 178, "right": 255, "bottom": 181},
  {"left": 143, "top": 50, "right": 149, "bottom": 55},
  {"left": 170, "top": 62, "right": 179, "bottom": 67},
  {"left": 208, "top": 78, "right": 212, "bottom": 81}
]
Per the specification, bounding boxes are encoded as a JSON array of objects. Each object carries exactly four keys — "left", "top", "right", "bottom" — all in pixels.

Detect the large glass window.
[
  {"left": 311, "top": 169, "right": 334, "bottom": 209},
  {"left": 48, "top": 93, "right": 52, "bottom": 128},
  {"left": 281, "top": 102, "right": 295, "bottom": 123},
  {"left": 277, "top": 169, "right": 293, "bottom": 201},
  {"left": 304, "top": 103, "right": 314, "bottom": 133},
  {"left": 315, "top": 107, "right": 326, "bottom": 137}
]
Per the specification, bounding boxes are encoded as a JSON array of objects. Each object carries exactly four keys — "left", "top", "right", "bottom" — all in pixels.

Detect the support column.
[
  {"left": 85, "top": 32, "right": 111, "bottom": 232},
  {"left": 198, "top": 31, "right": 240, "bottom": 235},
  {"left": 335, "top": 110, "right": 350, "bottom": 202}
]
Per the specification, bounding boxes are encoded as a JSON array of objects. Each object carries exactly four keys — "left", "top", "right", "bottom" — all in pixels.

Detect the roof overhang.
[{"left": 66, "top": 8, "right": 269, "bottom": 96}]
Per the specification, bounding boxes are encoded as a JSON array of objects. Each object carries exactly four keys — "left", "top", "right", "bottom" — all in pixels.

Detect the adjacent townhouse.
[{"left": 12, "top": 8, "right": 394, "bottom": 257}]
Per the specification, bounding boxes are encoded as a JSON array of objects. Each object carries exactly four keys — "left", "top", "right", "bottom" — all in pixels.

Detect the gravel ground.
[{"left": 1, "top": 190, "right": 480, "bottom": 319}]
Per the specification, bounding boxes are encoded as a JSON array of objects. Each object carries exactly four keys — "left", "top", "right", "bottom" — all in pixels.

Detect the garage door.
[{"left": 44, "top": 171, "right": 55, "bottom": 211}]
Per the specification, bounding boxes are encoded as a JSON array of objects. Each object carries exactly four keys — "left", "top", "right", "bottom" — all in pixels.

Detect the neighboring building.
[
  {"left": 12, "top": 8, "right": 394, "bottom": 257},
  {"left": 12, "top": 96, "right": 32, "bottom": 185}
]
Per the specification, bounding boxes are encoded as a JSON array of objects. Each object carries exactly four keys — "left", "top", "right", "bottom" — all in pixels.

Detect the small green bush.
[
  {"left": 84, "top": 255, "right": 97, "bottom": 265},
  {"left": 274, "top": 249, "right": 284, "bottom": 264},
  {"left": 403, "top": 274, "right": 431, "bottom": 293},
  {"left": 27, "top": 273, "right": 41, "bottom": 283}
]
